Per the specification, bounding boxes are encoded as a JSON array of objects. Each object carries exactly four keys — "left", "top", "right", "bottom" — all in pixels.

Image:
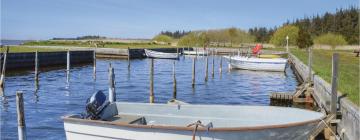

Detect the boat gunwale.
[
  {"left": 62, "top": 115, "right": 325, "bottom": 132},
  {"left": 144, "top": 49, "right": 179, "bottom": 59}
]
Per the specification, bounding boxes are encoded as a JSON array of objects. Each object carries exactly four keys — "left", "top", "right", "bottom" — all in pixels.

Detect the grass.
[
  {"left": 2, "top": 46, "right": 63, "bottom": 53},
  {"left": 291, "top": 48, "right": 359, "bottom": 106}
]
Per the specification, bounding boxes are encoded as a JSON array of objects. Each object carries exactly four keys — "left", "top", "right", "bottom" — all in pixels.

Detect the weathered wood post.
[
  {"left": 192, "top": 57, "right": 196, "bottom": 88},
  {"left": 66, "top": 50, "right": 70, "bottom": 83},
  {"left": 150, "top": 59, "right": 154, "bottom": 103},
  {"left": 127, "top": 47, "right": 130, "bottom": 70},
  {"left": 205, "top": 56, "right": 208, "bottom": 82},
  {"left": 172, "top": 61, "right": 177, "bottom": 99},
  {"left": 16, "top": 91, "right": 26, "bottom": 140},
  {"left": 108, "top": 63, "right": 116, "bottom": 103},
  {"left": 219, "top": 57, "right": 223, "bottom": 73},
  {"left": 228, "top": 54, "right": 232, "bottom": 71},
  {"left": 176, "top": 47, "right": 179, "bottom": 59},
  {"left": 93, "top": 44, "right": 97, "bottom": 80},
  {"left": 34, "top": 51, "right": 39, "bottom": 89},
  {"left": 195, "top": 48, "right": 198, "bottom": 58},
  {"left": 0, "top": 47, "right": 9, "bottom": 96},
  {"left": 330, "top": 53, "right": 339, "bottom": 134},
  {"left": 307, "top": 47, "right": 312, "bottom": 82},
  {"left": 211, "top": 56, "right": 214, "bottom": 78}
]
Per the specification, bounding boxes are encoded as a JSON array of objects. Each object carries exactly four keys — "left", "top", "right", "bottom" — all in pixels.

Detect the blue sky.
[{"left": 1, "top": 0, "right": 358, "bottom": 40}]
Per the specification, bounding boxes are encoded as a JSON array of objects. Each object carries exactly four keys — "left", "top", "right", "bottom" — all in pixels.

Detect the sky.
[{"left": 1, "top": 0, "right": 358, "bottom": 40}]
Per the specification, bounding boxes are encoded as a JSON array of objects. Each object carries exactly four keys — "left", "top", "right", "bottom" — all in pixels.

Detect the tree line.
[
  {"left": 159, "top": 30, "right": 191, "bottom": 39},
  {"left": 249, "top": 6, "right": 359, "bottom": 45}
]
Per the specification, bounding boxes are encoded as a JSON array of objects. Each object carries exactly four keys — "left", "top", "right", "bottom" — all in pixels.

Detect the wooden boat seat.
[{"left": 103, "top": 114, "right": 147, "bottom": 125}]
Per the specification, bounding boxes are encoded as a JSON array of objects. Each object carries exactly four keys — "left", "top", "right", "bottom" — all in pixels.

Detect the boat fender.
[{"left": 85, "top": 91, "right": 109, "bottom": 120}]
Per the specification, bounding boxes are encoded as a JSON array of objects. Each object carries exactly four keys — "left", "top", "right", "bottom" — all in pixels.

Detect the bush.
[
  {"left": 313, "top": 33, "right": 348, "bottom": 49},
  {"left": 152, "top": 35, "right": 173, "bottom": 43},
  {"left": 270, "top": 25, "right": 299, "bottom": 46}
]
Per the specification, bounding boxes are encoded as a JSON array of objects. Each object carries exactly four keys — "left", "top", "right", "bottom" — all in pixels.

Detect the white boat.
[
  {"left": 225, "top": 56, "right": 288, "bottom": 72},
  {"left": 183, "top": 50, "right": 208, "bottom": 56},
  {"left": 63, "top": 100, "right": 324, "bottom": 140},
  {"left": 145, "top": 49, "right": 179, "bottom": 59}
]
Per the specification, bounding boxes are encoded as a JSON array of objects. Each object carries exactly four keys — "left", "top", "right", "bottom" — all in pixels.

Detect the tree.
[
  {"left": 313, "top": 33, "right": 347, "bottom": 49},
  {"left": 152, "top": 35, "right": 173, "bottom": 43},
  {"left": 270, "top": 25, "right": 299, "bottom": 46},
  {"left": 227, "top": 28, "right": 238, "bottom": 47},
  {"left": 296, "top": 27, "right": 313, "bottom": 49}
]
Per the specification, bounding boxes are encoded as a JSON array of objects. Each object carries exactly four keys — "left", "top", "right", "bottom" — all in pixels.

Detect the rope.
[{"left": 187, "top": 120, "right": 205, "bottom": 140}]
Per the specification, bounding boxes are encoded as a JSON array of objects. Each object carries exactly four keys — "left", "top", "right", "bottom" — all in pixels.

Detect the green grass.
[
  {"left": 291, "top": 48, "right": 359, "bottom": 106},
  {"left": 2, "top": 46, "right": 64, "bottom": 53}
]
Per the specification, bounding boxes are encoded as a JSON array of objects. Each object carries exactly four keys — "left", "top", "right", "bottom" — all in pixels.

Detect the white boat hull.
[
  {"left": 183, "top": 50, "right": 208, "bottom": 56},
  {"left": 226, "top": 56, "right": 287, "bottom": 72},
  {"left": 63, "top": 102, "right": 324, "bottom": 140},
  {"left": 64, "top": 120, "right": 317, "bottom": 140},
  {"left": 145, "top": 49, "right": 179, "bottom": 59}
]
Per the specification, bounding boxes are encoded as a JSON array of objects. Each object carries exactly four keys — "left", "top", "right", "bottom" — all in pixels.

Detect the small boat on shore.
[
  {"left": 63, "top": 92, "right": 324, "bottom": 140},
  {"left": 145, "top": 49, "right": 179, "bottom": 59},
  {"left": 225, "top": 56, "right": 288, "bottom": 72}
]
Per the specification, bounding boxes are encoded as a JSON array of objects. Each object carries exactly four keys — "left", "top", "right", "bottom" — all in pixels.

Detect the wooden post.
[
  {"left": 228, "top": 54, "right": 232, "bottom": 71},
  {"left": 176, "top": 47, "right": 179, "bottom": 59},
  {"left": 192, "top": 57, "right": 196, "bottom": 88},
  {"left": 35, "top": 51, "right": 39, "bottom": 89},
  {"left": 330, "top": 53, "right": 339, "bottom": 133},
  {"left": 150, "top": 59, "right": 154, "bottom": 103},
  {"left": 211, "top": 56, "right": 214, "bottom": 78},
  {"left": 307, "top": 47, "right": 312, "bottom": 82},
  {"left": 205, "top": 56, "right": 208, "bottom": 82},
  {"left": 66, "top": 50, "right": 70, "bottom": 83},
  {"left": 219, "top": 57, "right": 223, "bottom": 73},
  {"left": 0, "top": 47, "right": 9, "bottom": 96},
  {"left": 195, "top": 48, "right": 198, "bottom": 58},
  {"left": 127, "top": 47, "right": 130, "bottom": 70},
  {"left": 16, "top": 91, "right": 26, "bottom": 140},
  {"left": 172, "top": 61, "right": 177, "bottom": 99},
  {"left": 93, "top": 44, "right": 97, "bottom": 80},
  {"left": 108, "top": 64, "right": 116, "bottom": 103}
]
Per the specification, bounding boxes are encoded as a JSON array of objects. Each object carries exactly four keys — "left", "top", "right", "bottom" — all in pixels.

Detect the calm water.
[{"left": 0, "top": 56, "right": 298, "bottom": 139}]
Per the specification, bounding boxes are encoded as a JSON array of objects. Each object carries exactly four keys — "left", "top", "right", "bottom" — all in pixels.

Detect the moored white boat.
[
  {"left": 145, "top": 49, "right": 179, "bottom": 59},
  {"left": 63, "top": 101, "right": 324, "bottom": 140},
  {"left": 183, "top": 50, "right": 208, "bottom": 56},
  {"left": 225, "top": 56, "right": 288, "bottom": 72}
]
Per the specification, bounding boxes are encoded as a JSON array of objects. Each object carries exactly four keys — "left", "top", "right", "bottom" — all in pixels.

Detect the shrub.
[
  {"left": 270, "top": 25, "right": 299, "bottom": 46},
  {"left": 313, "top": 33, "right": 348, "bottom": 49}
]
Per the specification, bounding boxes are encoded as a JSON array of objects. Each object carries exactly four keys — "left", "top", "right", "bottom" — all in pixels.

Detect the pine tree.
[{"left": 297, "top": 27, "right": 313, "bottom": 49}]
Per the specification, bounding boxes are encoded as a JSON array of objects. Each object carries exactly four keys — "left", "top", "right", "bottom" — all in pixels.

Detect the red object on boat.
[{"left": 252, "top": 44, "right": 262, "bottom": 54}]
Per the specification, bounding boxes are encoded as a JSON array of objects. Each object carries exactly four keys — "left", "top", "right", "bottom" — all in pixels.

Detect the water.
[
  {"left": 0, "top": 40, "right": 30, "bottom": 46},
  {"left": 0, "top": 56, "right": 298, "bottom": 139}
]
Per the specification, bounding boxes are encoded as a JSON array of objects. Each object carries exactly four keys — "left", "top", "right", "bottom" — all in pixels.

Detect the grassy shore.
[
  {"left": 23, "top": 40, "right": 173, "bottom": 49},
  {"left": 291, "top": 48, "right": 359, "bottom": 106},
  {"left": 2, "top": 46, "right": 63, "bottom": 53}
]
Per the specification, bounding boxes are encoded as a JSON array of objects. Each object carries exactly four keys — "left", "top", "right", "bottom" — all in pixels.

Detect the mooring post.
[
  {"left": 150, "top": 59, "right": 154, "bottom": 103},
  {"left": 205, "top": 56, "right": 208, "bottom": 82},
  {"left": 93, "top": 44, "right": 97, "bottom": 80},
  {"left": 219, "top": 56, "right": 223, "bottom": 74},
  {"left": 308, "top": 47, "right": 312, "bottom": 83},
  {"left": 0, "top": 47, "right": 9, "bottom": 96},
  {"left": 192, "top": 57, "right": 196, "bottom": 88},
  {"left": 66, "top": 50, "right": 70, "bottom": 83},
  {"left": 16, "top": 91, "right": 26, "bottom": 140},
  {"left": 34, "top": 51, "right": 39, "bottom": 89},
  {"left": 228, "top": 54, "right": 232, "bottom": 71},
  {"left": 127, "top": 47, "right": 130, "bottom": 70},
  {"left": 176, "top": 47, "right": 179, "bottom": 59},
  {"left": 195, "top": 48, "right": 198, "bottom": 58},
  {"left": 330, "top": 53, "right": 339, "bottom": 133},
  {"left": 108, "top": 63, "right": 116, "bottom": 103},
  {"left": 172, "top": 61, "right": 177, "bottom": 99},
  {"left": 211, "top": 56, "right": 214, "bottom": 78}
]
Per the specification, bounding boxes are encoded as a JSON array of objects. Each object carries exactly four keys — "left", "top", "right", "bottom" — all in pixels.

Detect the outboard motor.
[{"left": 85, "top": 91, "right": 109, "bottom": 120}]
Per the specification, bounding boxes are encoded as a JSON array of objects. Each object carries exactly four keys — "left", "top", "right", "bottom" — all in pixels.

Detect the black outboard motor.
[{"left": 85, "top": 91, "right": 109, "bottom": 120}]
